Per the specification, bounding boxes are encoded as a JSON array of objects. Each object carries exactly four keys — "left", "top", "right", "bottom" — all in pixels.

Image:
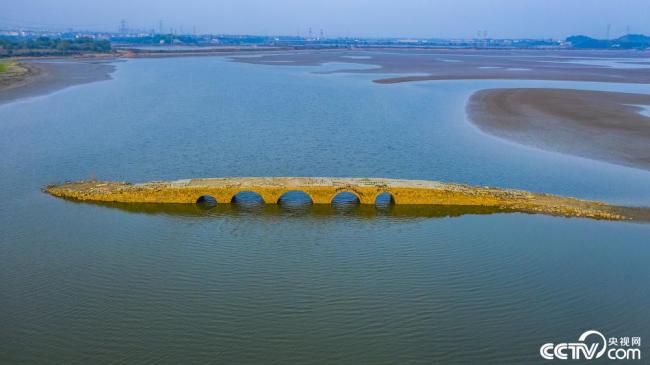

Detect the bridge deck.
[{"left": 44, "top": 177, "right": 630, "bottom": 221}]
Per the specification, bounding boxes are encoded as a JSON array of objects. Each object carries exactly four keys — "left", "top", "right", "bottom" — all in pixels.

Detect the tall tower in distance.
[{"left": 119, "top": 19, "right": 128, "bottom": 33}]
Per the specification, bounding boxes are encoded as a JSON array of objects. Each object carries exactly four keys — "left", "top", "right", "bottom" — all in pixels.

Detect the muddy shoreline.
[
  {"left": 229, "top": 48, "right": 650, "bottom": 84},
  {"left": 466, "top": 88, "right": 650, "bottom": 171},
  {"left": 0, "top": 60, "right": 116, "bottom": 105}
]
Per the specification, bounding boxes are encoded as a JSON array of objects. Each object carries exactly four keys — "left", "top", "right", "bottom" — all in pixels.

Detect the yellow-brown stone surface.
[{"left": 44, "top": 177, "right": 635, "bottom": 221}]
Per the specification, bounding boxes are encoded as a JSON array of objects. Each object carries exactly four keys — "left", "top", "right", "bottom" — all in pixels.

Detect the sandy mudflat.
[
  {"left": 231, "top": 48, "right": 650, "bottom": 84},
  {"left": 5, "top": 50, "right": 650, "bottom": 174},
  {"left": 467, "top": 88, "right": 650, "bottom": 170},
  {"left": 0, "top": 61, "right": 116, "bottom": 105},
  {"left": 234, "top": 49, "right": 650, "bottom": 170}
]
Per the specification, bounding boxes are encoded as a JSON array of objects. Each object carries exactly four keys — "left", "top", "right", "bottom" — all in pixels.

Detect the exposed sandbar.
[
  {"left": 230, "top": 49, "right": 650, "bottom": 84},
  {"left": 0, "top": 61, "right": 116, "bottom": 105},
  {"left": 467, "top": 88, "right": 650, "bottom": 170}
]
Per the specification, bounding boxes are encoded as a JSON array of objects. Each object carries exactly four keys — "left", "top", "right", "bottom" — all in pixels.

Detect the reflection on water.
[
  {"left": 65, "top": 199, "right": 515, "bottom": 220},
  {"left": 55, "top": 194, "right": 650, "bottom": 223}
]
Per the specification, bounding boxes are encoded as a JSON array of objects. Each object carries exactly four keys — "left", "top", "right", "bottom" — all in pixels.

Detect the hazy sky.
[{"left": 2, "top": 0, "right": 650, "bottom": 39}]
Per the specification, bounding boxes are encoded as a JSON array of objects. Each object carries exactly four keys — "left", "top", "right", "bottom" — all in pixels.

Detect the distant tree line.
[
  {"left": 567, "top": 34, "right": 650, "bottom": 49},
  {"left": 0, "top": 37, "right": 111, "bottom": 57}
]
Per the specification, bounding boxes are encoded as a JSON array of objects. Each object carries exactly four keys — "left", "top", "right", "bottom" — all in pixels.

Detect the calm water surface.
[{"left": 1, "top": 56, "right": 650, "bottom": 364}]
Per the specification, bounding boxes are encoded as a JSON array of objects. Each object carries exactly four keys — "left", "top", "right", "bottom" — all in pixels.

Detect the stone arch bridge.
[{"left": 44, "top": 177, "right": 630, "bottom": 220}]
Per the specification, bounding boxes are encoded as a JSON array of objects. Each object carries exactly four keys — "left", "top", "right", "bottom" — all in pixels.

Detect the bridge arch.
[
  {"left": 331, "top": 191, "right": 361, "bottom": 205},
  {"left": 277, "top": 190, "right": 313, "bottom": 205},
  {"left": 375, "top": 191, "right": 396, "bottom": 206},
  {"left": 196, "top": 195, "right": 218, "bottom": 209},
  {"left": 231, "top": 191, "right": 265, "bottom": 205}
]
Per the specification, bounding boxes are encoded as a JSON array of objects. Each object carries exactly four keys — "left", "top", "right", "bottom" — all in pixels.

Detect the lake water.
[{"left": 1, "top": 56, "right": 650, "bottom": 364}]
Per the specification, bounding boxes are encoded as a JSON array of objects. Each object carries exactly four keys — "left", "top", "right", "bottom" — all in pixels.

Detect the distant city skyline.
[{"left": 2, "top": 0, "right": 650, "bottom": 39}]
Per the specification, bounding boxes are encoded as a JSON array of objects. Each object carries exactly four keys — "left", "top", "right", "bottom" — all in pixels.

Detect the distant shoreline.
[
  {"left": 3, "top": 47, "right": 650, "bottom": 106},
  {"left": 228, "top": 48, "right": 650, "bottom": 84},
  {"left": 4, "top": 50, "right": 650, "bottom": 175}
]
